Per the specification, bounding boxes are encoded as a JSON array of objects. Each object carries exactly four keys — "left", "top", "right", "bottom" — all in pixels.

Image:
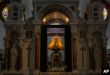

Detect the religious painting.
[{"left": 47, "top": 28, "right": 65, "bottom": 72}]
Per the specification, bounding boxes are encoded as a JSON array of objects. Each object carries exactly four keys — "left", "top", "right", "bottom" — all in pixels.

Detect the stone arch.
[
  {"left": 42, "top": 11, "right": 70, "bottom": 24},
  {"left": 38, "top": 4, "right": 74, "bottom": 21},
  {"left": 10, "top": 30, "right": 19, "bottom": 46},
  {"left": 92, "top": 31, "right": 103, "bottom": 46},
  {"left": 92, "top": 31, "right": 103, "bottom": 38}
]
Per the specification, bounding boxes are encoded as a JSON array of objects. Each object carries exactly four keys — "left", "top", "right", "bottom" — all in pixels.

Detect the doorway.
[{"left": 40, "top": 25, "right": 72, "bottom": 72}]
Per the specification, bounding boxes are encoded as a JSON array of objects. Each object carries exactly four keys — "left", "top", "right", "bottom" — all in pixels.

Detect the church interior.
[{"left": 0, "top": 0, "right": 110, "bottom": 75}]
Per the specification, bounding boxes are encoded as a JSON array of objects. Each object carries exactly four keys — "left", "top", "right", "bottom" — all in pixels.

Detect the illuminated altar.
[{"left": 47, "top": 35, "right": 65, "bottom": 72}]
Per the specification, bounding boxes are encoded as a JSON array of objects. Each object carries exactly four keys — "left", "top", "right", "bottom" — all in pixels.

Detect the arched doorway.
[
  {"left": 40, "top": 9, "right": 72, "bottom": 72},
  {"left": 40, "top": 25, "right": 72, "bottom": 72}
]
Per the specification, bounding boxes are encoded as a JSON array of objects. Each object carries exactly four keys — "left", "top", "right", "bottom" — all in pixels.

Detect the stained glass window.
[
  {"left": 2, "top": 7, "right": 8, "bottom": 20},
  {"left": 103, "top": 8, "right": 108, "bottom": 20}
]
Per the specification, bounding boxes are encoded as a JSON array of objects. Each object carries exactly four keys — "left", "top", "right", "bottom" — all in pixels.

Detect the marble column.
[
  {"left": 84, "top": 46, "right": 89, "bottom": 74},
  {"left": 94, "top": 46, "right": 102, "bottom": 72},
  {"left": 72, "top": 36, "right": 77, "bottom": 70},
  {"left": 10, "top": 45, "right": 18, "bottom": 71},
  {"left": 34, "top": 32, "right": 40, "bottom": 75},
  {"left": 77, "top": 39, "right": 89, "bottom": 75},
  {"left": 4, "top": 38, "right": 10, "bottom": 71},
  {"left": 81, "top": 40, "right": 89, "bottom": 75},
  {"left": 19, "top": 38, "right": 29, "bottom": 75}
]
